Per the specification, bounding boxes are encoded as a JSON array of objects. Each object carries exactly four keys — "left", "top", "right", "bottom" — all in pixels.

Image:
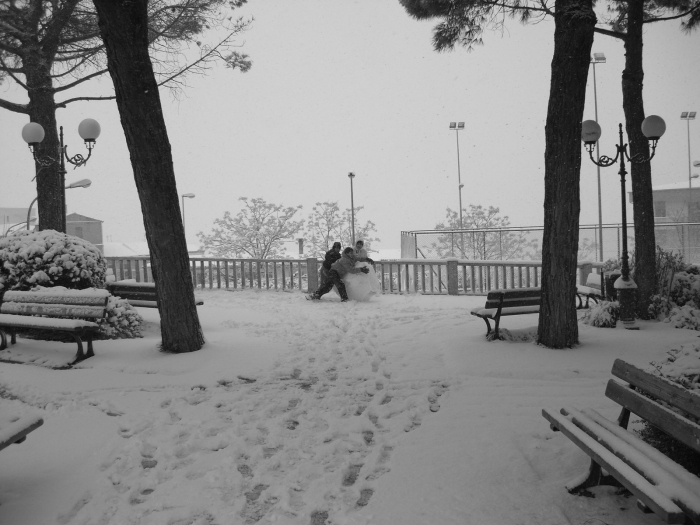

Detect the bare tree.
[
  {"left": 198, "top": 198, "right": 305, "bottom": 259},
  {"left": 304, "top": 202, "right": 379, "bottom": 258},
  {"left": 0, "top": 0, "right": 251, "bottom": 231}
]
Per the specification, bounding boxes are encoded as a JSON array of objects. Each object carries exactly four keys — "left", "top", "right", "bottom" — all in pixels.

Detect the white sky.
[{"left": 1, "top": 0, "right": 699, "bottom": 251}]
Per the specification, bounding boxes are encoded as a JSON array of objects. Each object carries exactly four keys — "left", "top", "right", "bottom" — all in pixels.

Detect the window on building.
[{"left": 654, "top": 201, "right": 666, "bottom": 218}]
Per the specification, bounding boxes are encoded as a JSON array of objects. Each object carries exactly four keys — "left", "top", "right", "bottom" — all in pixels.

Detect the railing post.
[
  {"left": 446, "top": 258, "right": 459, "bottom": 295},
  {"left": 306, "top": 258, "right": 319, "bottom": 293},
  {"left": 578, "top": 262, "right": 593, "bottom": 286}
]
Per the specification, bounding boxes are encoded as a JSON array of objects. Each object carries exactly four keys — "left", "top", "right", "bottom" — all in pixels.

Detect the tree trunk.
[
  {"left": 537, "top": 0, "right": 596, "bottom": 348},
  {"left": 623, "top": 0, "right": 656, "bottom": 318},
  {"left": 92, "top": 0, "right": 205, "bottom": 353},
  {"left": 24, "top": 55, "right": 65, "bottom": 232}
]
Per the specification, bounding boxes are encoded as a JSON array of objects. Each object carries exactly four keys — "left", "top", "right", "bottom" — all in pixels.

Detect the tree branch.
[
  {"left": 53, "top": 67, "right": 109, "bottom": 92},
  {"left": 55, "top": 94, "right": 116, "bottom": 107},
  {"left": 644, "top": 2, "right": 700, "bottom": 23},
  {"left": 0, "top": 96, "right": 28, "bottom": 113},
  {"left": 593, "top": 26, "right": 626, "bottom": 40}
]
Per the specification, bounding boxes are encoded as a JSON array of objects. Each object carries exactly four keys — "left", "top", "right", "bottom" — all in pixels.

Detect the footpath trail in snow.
[{"left": 55, "top": 294, "right": 450, "bottom": 525}]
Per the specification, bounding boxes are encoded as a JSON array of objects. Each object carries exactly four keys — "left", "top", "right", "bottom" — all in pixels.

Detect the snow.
[{"left": 1, "top": 289, "right": 699, "bottom": 525}]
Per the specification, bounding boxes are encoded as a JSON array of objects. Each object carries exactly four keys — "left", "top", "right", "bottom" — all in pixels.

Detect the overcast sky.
[{"left": 1, "top": 0, "right": 699, "bottom": 252}]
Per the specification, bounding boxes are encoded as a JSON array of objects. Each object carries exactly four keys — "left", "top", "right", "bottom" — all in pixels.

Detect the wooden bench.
[
  {"left": 542, "top": 359, "right": 700, "bottom": 524},
  {"left": 470, "top": 287, "right": 541, "bottom": 340},
  {"left": 0, "top": 413, "right": 43, "bottom": 452},
  {"left": 0, "top": 289, "right": 109, "bottom": 363},
  {"left": 106, "top": 281, "right": 203, "bottom": 309}
]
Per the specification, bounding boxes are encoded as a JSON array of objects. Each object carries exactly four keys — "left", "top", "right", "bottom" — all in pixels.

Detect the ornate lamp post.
[
  {"left": 21, "top": 119, "right": 101, "bottom": 232},
  {"left": 581, "top": 116, "right": 666, "bottom": 329},
  {"left": 348, "top": 172, "right": 356, "bottom": 245}
]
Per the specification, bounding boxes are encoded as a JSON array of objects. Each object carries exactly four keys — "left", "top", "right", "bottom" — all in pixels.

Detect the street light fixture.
[
  {"left": 681, "top": 112, "right": 697, "bottom": 221},
  {"left": 581, "top": 115, "right": 666, "bottom": 330},
  {"left": 26, "top": 178, "right": 92, "bottom": 231},
  {"left": 21, "top": 119, "right": 101, "bottom": 232},
  {"left": 348, "top": 172, "right": 356, "bottom": 245},
  {"left": 181, "top": 193, "right": 195, "bottom": 235},
  {"left": 590, "top": 53, "right": 606, "bottom": 262}
]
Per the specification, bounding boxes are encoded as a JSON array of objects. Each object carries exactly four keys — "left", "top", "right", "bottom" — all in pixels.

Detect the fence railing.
[{"left": 106, "top": 257, "right": 603, "bottom": 296}]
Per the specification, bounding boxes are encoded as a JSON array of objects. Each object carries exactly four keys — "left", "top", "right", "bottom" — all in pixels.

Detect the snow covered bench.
[
  {"left": 542, "top": 359, "right": 700, "bottom": 524},
  {"left": 470, "top": 288, "right": 542, "bottom": 340},
  {"left": 0, "top": 289, "right": 109, "bottom": 364},
  {"left": 0, "top": 413, "right": 43, "bottom": 452},
  {"left": 106, "top": 281, "right": 204, "bottom": 309},
  {"left": 576, "top": 272, "right": 605, "bottom": 308}
]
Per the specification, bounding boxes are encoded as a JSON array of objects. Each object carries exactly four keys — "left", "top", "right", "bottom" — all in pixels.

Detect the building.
[
  {"left": 66, "top": 212, "right": 104, "bottom": 252},
  {"left": 635, "top": 181, "right": 700, "bottom": 223}
]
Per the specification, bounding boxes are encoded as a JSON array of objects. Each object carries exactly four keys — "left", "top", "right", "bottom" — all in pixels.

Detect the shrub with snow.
[
  {"left": 0, "top": 230, "right": 106, "bottom": 291},
  {"left": 581, "top": 300, "right": 619, "bottom": 328}
]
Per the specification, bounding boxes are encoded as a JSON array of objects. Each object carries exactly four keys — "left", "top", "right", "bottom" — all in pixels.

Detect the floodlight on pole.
[
  {"left": 181, "top": 193, "right": 195, "bottom": 235},
  {"left": 682, "top": 112, "right": 697, "bottom": 221},
  {"left": 21, "top": 119, "right": 101, "bottom": 232},
  {"left": 590, "top": 53, "right": 605, "bottom": 262},
  {"left": 348, "top": 172, "right": 356, "bottom": 245}
]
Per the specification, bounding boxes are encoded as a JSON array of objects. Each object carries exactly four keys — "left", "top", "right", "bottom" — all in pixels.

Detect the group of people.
[{"left": 307, "top": 240, "right": 378, "bottom": 302}]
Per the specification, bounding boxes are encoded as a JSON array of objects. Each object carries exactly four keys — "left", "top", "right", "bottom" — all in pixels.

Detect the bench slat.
[
  {"left": 542, "top": 408, "right": 686, "bottom": 524},
  {"left": 107, "top": 290, "right": 156, "bottom": 301},
  {"left": 606, "top": 379, "right": 700, "bottom": 454},
  {"left": 3, "top": 290, "right": 109, "bottom": 306},
  {"left": 611, "top": 359, "right": 700, "bottom": 421},
  {"left": 471, "top": 306, "right": 541, "bottom": 319},
  {"left": 562, "top": 407, "right": 700, "bottom": 523},
  {"left": 0, "top": 314, "right": 99, "bottom": 331},
  {"left": 0, "top": 303, "right": 106, "bottom": 319},
  {"left": 0, "top": 415, "right": 44, "bottom": 452}
]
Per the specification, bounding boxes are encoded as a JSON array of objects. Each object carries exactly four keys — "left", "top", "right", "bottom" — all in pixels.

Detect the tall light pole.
[
  {"left": 582, "top": 115, "right": 666, "bottom": 330},
  {"left": 26, "top": 178, "right": 92, "bottom": 231},
  {"left": 449, "top": 122, "right": 465, "bottom": 228},
  {"left": 348, "top": 172, "right": 356, "bottom": 245},
  {"left": 21, "top": 119, "right": 101, "bottom": 232},
  {"left": 681, "top": 112, "right": 697, "bottom": 221},
  {"left": 181, "top": 193, "right": 195, "bottom": 236},
  {"left": 590, "top": 53, "right": 606, "bottom": 261}
]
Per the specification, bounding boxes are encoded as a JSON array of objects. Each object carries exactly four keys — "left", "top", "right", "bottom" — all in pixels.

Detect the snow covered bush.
[
  {"left": 581, "top": 300, "right": 619, "bottom": 328},
  {"left": 0, "top": 230, "right": 106, "bottom": 291},
  {"left": 97, "top": 295, "right": 144, "bottom": 339}
]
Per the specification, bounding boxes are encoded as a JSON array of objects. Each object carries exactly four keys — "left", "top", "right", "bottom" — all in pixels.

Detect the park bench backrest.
[
  {"left": 106, "top": 284, "right": 156, "bottom": 298},
  {"left": 0, "top": 290, "right": 108, "bottom": 319},
  {"left": 606, "top": 358, "right": 700, "bottom": 453},
  {"left": 484, "top": 288, "right": 541, "bottom": 309}
]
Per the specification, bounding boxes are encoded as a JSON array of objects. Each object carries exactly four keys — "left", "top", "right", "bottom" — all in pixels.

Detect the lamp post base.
[{"left": 615, "top": 279, "right": 639, "bottom": 330}]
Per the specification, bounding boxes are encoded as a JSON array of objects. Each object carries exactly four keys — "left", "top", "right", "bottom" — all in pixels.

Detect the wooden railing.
[{"left": 105, "top": 257, "right": 604, "bottom": 296}]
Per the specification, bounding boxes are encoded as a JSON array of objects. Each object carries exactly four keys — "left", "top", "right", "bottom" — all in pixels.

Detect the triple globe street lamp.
[
  {"left": 581, "top": 115, "right": 667, "bottom": 330},
  {"left": 21, "top": 119, "right": 101, "bottom": 232}
]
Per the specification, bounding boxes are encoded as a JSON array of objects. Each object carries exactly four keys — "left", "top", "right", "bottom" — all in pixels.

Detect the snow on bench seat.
[{"left": 0, "top": 413, "right": 44, "bottom": 452}]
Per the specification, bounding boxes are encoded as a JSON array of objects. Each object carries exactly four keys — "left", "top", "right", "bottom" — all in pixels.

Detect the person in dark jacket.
[
  {"left": 319, "top": 242, "right": 342, "bottom": 288},
  {"left": 308, "top": 247, "right": 369, "bottom": 302}
]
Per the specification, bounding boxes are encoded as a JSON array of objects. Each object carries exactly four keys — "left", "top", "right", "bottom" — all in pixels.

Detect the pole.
[
  {"left": 456, "top": 129, "right": 463, "bottom": 228},
  {"left": 349, "top": 173, "right": 356, "bottom": 245},
  {"left": 59, "top": 126, "right": 67, "bottom": 232},
  {"left": 26, "top": 196, "right": 39, "bottom": 231},
  {"left": 182, "top": 195, "right": 186, "bottom": 232},
  {"left": 592, "top": 62, "right": 604, "bottom": 262},
  {"left": 688, "top": 118, "right": 693, "bottom": 221}
]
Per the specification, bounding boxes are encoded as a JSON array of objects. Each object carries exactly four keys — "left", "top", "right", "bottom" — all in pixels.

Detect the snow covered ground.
[{"left": 0, "top": 289, "right": 698, "bottom": 525}]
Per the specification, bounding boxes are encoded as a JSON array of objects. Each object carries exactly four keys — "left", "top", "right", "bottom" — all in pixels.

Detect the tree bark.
[
  {"left": 92, "top": 0, "right": 204, "bottom": 353},
  {"left": 623, "top": 0, "right": 657, "bottom": 318},
  {"left": 24, "top": 35, "right": 65, "bottom": 232},
  {"left": 537, "top": 0, "right": 596, "bottom": 348}
]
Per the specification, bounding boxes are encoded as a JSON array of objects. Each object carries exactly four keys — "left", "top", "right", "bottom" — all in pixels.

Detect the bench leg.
[
  {"left": 491, "top": 314, "right": 502, "bottom": 341},
  {"left": 482, "top": 318, "right": 492, "bottom": 337},
  {"left": 69, "top": 334, "right": 86, "bottom": 364},
  {"left": 566, "top": 458, "right": 623, "bottom": 494},
  {"left": 86, "top": 335, "right": 95, "bottom": 359},
  {"left": 0, "top": 329, "right": 6, "bottom": 350}
]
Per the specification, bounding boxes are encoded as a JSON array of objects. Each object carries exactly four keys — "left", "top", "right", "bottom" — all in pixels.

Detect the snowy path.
[{"left": 1, "top": 290, "right": 696, "bottom": 525}]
